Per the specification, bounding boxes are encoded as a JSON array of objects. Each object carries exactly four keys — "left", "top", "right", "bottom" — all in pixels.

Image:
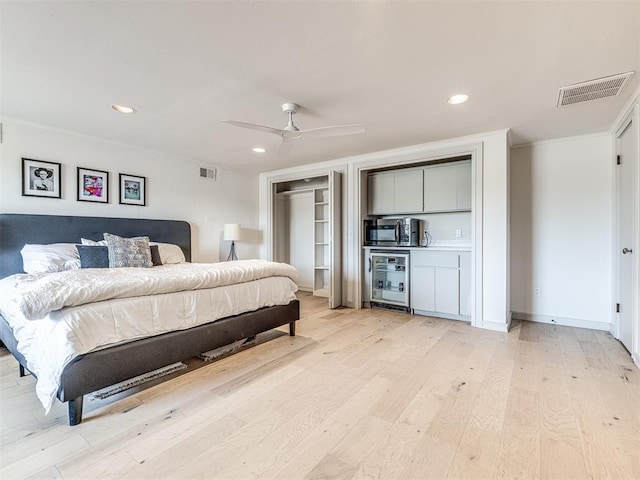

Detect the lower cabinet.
[{"left": 410, "top": 250, "right": 470, "bottom": 319}]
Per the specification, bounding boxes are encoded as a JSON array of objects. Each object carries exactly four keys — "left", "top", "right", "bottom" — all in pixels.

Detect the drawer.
[{"left": 411, "top": 251, "right": 459, "bottom": 268}]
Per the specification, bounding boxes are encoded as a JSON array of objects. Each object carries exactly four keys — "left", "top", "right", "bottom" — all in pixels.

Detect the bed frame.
[{"left": 0, "top": 214, "right": 299, "bottom": 425}]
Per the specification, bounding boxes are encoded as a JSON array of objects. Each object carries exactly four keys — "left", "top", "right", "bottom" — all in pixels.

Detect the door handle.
[
  {"left": 368, "top": 258, "right": 372, "bottom": 272},
  {"left": 622, "top": 248, "right": 633, "bottom": 254}
]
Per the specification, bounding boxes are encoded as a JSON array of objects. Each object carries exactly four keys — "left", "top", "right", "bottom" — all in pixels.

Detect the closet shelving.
[{"left": 313, "top": 187, "right": 330, "bottom": 297}]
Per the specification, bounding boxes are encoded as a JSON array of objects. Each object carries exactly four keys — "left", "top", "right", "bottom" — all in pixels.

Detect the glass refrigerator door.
[{"left": 370, "top": 253, "right": 409, "bottom": 306}]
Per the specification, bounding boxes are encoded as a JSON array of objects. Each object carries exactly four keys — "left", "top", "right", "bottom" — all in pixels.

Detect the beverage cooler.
[{"left": 370, "top": 251, "right": 410, "bottom": 310}]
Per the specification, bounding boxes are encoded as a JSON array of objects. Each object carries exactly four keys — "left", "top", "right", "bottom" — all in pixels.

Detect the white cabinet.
[
  {"left": 411, "top": 264, "right": 436, "bottom": 311},
  {"left": 368, "top": 172, "right": 394, "bottom": 215},
  {"left": 459, "top": 252, "right": 472, "bottom": 316},
  {"left": 368, "top": 169, "right": 423, "bottom": 215},
  {"left": 410, "top": 250, "right": 469, "bottom": 319},
  {"left": 394, "top": 170, "right": 423, "bottom": 213},
  {"left": 423, "top": 161, "right": 471, "bottom": 213}
]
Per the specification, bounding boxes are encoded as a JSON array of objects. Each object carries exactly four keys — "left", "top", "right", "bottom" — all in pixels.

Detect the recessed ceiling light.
[
  {"left": 112, "top": 104, "right": 136, "bottom": 114},
  {"left": 447, "top": 94, "right": 469, "bottom": 105},
  {"left": 252, "top": 147, "right": 266, "bottom": 153}
]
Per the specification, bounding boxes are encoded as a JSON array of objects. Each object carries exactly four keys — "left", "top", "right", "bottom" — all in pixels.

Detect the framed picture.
[
  {"left": 77, "top": 167, "right": 109, "bottom": 203},
  {"left": 22, "top": 158, "right": 62, "bottom": 198},
  {"left": 119, "top": 173, "right": 146, "bottom": 206}
]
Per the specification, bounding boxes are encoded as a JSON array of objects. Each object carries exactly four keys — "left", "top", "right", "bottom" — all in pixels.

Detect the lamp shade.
[{"left": 224, "top": 223, "right": 241, "bottom": 241}]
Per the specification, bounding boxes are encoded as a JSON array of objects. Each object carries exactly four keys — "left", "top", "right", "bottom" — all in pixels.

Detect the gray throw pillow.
[{"left": 104, "top": 233, "right": 153, "bottom": 268}]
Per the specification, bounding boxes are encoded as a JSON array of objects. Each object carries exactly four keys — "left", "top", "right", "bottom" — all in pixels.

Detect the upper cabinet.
[
  {"left": 423, "top": 160, "right": 471, "bottom": 213},
  {"left": 367, "top": 169, "right": 423, "bottom": 215},
  {"left": 367, "top": 160, "right": 471, "bottom": 216}
]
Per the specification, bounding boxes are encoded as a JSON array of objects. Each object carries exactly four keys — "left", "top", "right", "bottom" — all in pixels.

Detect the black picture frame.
[
  {"left": 77, "top": 167, "right": 109, "bottom": 203},
  {"left": 22, "top": 158, "right": 62, "bottom": 199},
  {"left": 119, "top": 173, "right": 146, "bottom": 206}
]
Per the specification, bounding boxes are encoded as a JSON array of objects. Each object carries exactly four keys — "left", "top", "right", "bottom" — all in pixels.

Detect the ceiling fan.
[{"left": 222, "top": 103, "right": 365, "bottom": 155}]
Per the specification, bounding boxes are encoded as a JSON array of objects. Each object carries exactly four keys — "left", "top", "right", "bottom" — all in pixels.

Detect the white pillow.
[
  {"left": 20, "top": 243, "right": 81, "bottom": 274},
  {"left": 80, "top": 238, "right": 107, "bottom": 246},
  {"left": 149, "top": 242, "right": 186, "bottom": 264}
]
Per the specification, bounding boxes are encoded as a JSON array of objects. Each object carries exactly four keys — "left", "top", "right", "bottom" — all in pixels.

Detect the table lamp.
[{"left": 224, "top": 223, "right": 241, "bottom": 261}]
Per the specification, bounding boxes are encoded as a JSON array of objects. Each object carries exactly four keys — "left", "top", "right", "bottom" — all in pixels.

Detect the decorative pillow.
[
  {"left": 76, "top": 245, "right": 109, "bottom": 269},
  {"left": 77, "top": 244, "right": 161, "bottom": 268},
  {"left": 103, "top": 233, "right": 153, "bottom": 268},
  {"left": 149, "top": 245, "right": 162, "bottom": 266},
  {"left": 20, "top": 244, "right": 81, "bottom": 274},
  {"left": 80, "top": 238, "right": 107, "bottom": 246},
  {"left": 149, "top": 242, "right": 186, "bottom": 264}
]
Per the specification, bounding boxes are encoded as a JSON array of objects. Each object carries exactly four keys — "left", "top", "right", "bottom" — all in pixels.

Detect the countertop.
[{"left": 363, "top": 245, "right": 471, "bottom": 252}]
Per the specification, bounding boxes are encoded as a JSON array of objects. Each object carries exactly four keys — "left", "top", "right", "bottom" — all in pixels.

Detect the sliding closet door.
[{"left": 329, "top": 171, "right": 342, "bottom": 308}]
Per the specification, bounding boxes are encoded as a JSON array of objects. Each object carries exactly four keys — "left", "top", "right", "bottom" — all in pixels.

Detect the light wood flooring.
[{"left": 1, "top": 292, "right": 639, "bottom": 479}]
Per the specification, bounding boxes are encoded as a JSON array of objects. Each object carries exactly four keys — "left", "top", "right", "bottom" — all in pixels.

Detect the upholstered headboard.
[{"left": 0, "top": 214, "right": 191, "bottom": 278}]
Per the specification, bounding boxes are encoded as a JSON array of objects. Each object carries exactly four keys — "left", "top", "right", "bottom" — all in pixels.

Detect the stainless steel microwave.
[{"left": 364, "top": 218, "right": 420, "bottom": 246}]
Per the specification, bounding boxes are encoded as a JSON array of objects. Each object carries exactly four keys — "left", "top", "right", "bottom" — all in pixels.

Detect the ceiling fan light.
[
  {"left": 112, "top": 104, "right": 136, "bottom": 114},
  {"left": 447, "top": 94, "right": 469, "bottom": 105},
  {"left": 252, "top": 147, "right": 266, "bottom": 153}
]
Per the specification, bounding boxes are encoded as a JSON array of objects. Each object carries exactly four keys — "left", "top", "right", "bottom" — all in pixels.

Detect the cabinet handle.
[{"left": 622, "top": 248, "right": 633, "bottom": 254}]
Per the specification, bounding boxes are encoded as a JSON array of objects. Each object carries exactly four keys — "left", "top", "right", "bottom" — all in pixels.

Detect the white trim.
[
  {"left": 611, "top": 97, "right": 640, "bottom": 368},
  {"left": 610, "top": 84, "right": 640, "bottom": 134},
  {"left": 480, "top": 320, "right": 509, "bottom": 333},
  {"left": 512, "top": 312, "right": 611, "bottom": 332},
  {"left": 511, "top": 131, "right": 611, "bottom": 149}
]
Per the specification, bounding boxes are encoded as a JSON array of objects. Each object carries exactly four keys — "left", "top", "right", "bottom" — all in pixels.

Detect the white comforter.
[
  {"left": 0, "top": 260, "right": 298, "bottom": 412},
  {"left": 0, "top": 259, "right": 297, "bottom": 320}
]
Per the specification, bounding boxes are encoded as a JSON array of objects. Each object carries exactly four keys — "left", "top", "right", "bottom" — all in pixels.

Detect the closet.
[{"left": 273, "top": 171, "right": 342, "bottom": 308}]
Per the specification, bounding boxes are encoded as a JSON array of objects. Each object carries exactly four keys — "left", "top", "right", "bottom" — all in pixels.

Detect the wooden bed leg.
[
  {"left": 289, "top": 321, "right": 296, "bottom": 336},
  {"left": 19, "top": 364, "right": 26, "bottom": 377},
  {"left": 68, "top": 396, "right": 84, "bottom": 426}
]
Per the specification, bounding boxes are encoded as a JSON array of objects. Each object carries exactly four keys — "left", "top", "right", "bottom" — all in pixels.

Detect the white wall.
[
  {"left": 0, "top": 119, "right": 260, "bottom": 262},
  {"left": 510, "top": 133, "right": 613, "bottom": 329}
]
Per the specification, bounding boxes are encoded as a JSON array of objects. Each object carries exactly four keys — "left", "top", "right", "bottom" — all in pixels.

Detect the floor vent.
[
  {"left": 199, "top": 167, "right": 217, "bottom": 181},
  {"left": 557, "top": 71, "right": 634, "bottom": 107}
]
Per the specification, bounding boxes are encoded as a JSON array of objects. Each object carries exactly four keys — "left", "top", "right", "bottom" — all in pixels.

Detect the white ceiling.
[{"left": 1, "top": 1, "right": 639, "bottom": 173}]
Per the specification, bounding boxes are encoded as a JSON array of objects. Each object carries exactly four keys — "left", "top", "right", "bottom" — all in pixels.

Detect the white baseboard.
[
  {"left": 480, "top": 320, "right": 509, "bottom": 333},
  {"left": 413, "top": 309, "right": 470, "bottom": 323},
  {"left": 511, "top": 311, "right": 610, "bottom": 331}
]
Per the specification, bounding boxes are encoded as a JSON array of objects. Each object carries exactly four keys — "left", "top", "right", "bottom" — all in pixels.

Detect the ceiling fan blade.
[
  {"left": 277, "top": 138, "right": 295, "bottom": 157},
  {"left": 221, "top": 120, "right": 285, "bottom": 136},
  {"left": 299, "top": 124, "right": 365, "bottom": 138}
]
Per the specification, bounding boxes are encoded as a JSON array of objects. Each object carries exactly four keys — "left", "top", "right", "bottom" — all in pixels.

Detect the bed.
[{"left": 0, "top": 213, "right": 300, "bottom": 426}]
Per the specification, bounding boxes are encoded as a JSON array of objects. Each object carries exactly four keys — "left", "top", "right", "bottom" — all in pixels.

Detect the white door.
[
  {"left": 617, "top": 120, "right": 636, "bottom": 353},
  {"left": 329, "top": 171, "right": 342, "bottom": 308}
]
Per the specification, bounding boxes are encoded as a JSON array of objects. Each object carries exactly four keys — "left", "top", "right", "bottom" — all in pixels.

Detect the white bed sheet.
[{"left": 5, "top": 276, "right": 298, "bottom": 412}]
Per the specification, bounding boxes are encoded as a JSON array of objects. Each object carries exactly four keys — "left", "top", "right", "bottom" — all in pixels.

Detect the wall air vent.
[
  {"left": 557, "top": 71, "right": 634, "bottom": 107},
  {"left": 199, "top": 167, "right": 217, "bottom": 181}
]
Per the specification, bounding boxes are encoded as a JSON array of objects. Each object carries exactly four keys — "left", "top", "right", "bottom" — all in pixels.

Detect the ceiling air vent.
[
  {"left": 199, "top": 167, "right": 217, "bottom": 181},
  {"left": 557, "top": 71, "right": 634, "bottom": 107}
]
